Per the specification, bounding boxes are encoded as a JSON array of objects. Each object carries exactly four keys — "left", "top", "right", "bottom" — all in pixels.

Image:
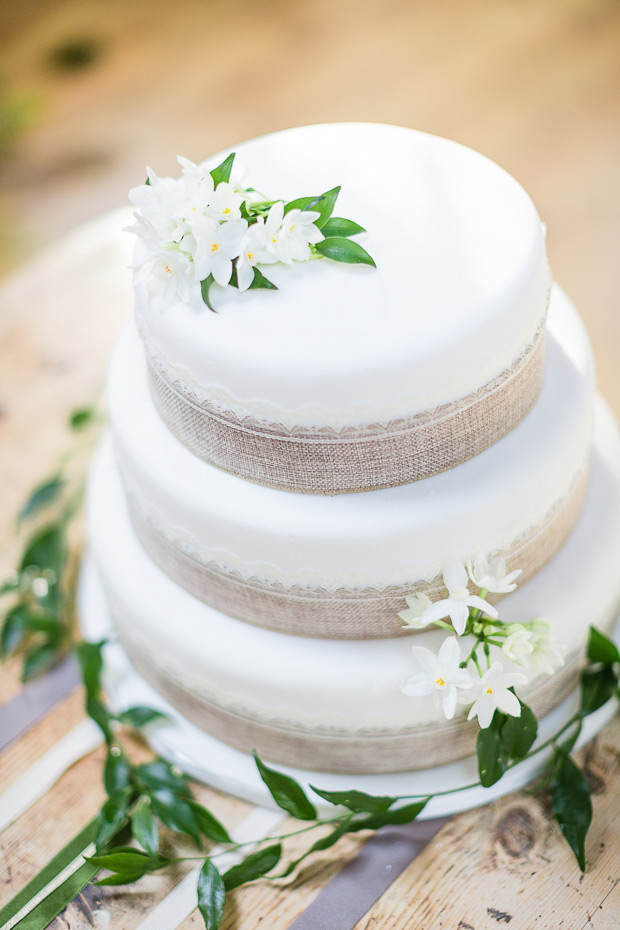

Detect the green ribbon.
[{"left": 0, "top": 818, "right": 99, "bottom": 930}]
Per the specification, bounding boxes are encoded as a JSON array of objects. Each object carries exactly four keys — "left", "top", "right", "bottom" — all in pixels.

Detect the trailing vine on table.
[{"left": 1, "top": 412, "right": 620, "bottom": 929}]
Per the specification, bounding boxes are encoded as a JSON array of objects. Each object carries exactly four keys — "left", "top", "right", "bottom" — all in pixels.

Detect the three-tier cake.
[{"left": 81, "top": 123, "right": 620, "bottom": 795}]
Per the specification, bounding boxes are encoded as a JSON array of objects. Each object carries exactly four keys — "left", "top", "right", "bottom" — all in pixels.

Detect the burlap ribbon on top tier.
[
  {"left": 127, "top": 463, "right": 588, "bottom": 639},
  {"left": 145, "top": 328, "right": 546, "bottom": 495}
]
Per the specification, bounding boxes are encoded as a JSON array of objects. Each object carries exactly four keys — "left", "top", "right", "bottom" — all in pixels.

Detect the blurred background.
[{"left": 0, "top": 0, "right": 619, "bottom": 528}]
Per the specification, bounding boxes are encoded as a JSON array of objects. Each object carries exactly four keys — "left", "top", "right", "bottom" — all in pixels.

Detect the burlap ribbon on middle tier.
[
  {"left": 145, "top": 326, "right": 547, "bottom": 495},
  {"left": 127, "top": 463, "right": 588, "bottom": 639}
]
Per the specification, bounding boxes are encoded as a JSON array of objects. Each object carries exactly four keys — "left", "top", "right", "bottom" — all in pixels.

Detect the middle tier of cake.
[{"left": 108, "top": 284, "right": 593, "bottom": 639}]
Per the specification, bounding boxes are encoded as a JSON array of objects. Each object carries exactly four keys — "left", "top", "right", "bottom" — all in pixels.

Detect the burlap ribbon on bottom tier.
[
  {"left": 127, "top": 464, "right": 588, "bottom": 639},
  {"left": 115, "top": 626, "right": 595, "bottom": 774},
  {"left": 145, "top": 327, "right": 546, "bottom": 495}
]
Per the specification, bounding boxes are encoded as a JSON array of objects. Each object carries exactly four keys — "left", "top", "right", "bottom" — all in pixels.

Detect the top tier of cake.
[
  {"left": 136, "top": 123, "right": 549, "bottom": 425},
  {"left": 133, "top": 123, "right": 551, "bottom": 492}
]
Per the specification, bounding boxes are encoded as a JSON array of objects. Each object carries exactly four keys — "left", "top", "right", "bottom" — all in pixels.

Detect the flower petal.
[
  {"left": 448, "top": 601, "right": 470, "bottom": 635},
  {"left": 466, "top": 595, "right": 498, "bottom": 619},
  {"left": 443, "top": 556, "right": 467, "bottom": 593}
]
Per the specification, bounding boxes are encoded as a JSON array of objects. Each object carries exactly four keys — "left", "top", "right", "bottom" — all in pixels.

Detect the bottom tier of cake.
[
  {"left": 79, "top": 557, "right": 620, "bottom": 816},
  {"left": 84, "top": 395, "right": 620, "bottom": 774}
]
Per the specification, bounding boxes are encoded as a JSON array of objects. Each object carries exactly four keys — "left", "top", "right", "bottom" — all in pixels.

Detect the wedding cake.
[{"left": 84, "top": 123, "right": 620, "bottom": 783}]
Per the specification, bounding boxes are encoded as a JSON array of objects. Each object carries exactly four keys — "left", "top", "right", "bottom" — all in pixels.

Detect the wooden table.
[{"left": 1, "top": 213, "right": 620, "bottom": 929}]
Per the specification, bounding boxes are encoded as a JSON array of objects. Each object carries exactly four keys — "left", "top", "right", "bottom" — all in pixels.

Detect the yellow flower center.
[
  {"left": 223, "top": 207, "right": 230, "bottom": 215},
  {"left": 289, "top": 224, "right": 296, "bottom": 232},
  {"left": 247, "top": 252, "right": 254, "bottom": 261},
  {"left": 436, "top": 677, "right": 445, "bottom": 687},
  {"left": 485, "top": 688, "right": 493, "bottom": 695},
  {"left": 211, "top": 243, "right": 219, "bottom": 252},
  {"left": 164, "top": 264, "right": 172, "bottom": 275}
]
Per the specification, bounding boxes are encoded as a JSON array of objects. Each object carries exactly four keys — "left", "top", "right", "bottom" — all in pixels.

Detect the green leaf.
[
  {"left": 150, "top": 789, "right": 202, "bottom": 846},
  {"left": 103, "top": 750, "right": 133, "bottom": 796},
  {"left": 131, "top": 797, "right": 160, "bottom": 857},
  {"left": 284, "top": 195, "right": 323, "bottom": 215},
  {"left": 586, "top": 626, "right": 620, "bottom": 665},
  {"left": 315, "top": 237, "right": 376, "bottom": 267},
  {"left": 188, "top": 801, "right": 232, "bottom": 844},
  {"left": 86, "top": 695, "right": 115, "bottom": 744},
  {"left": 557, "top": 720, "right": 582, "bottom": 756},
  {"left": 210, "top": 153, "right": 235, "bottom": 187},
  {"left": 321, "top": 217, "right": 366, "bottom": 238},
  {"left": 85, "top": 846, "right": 157, "bottom": 872},
  {"left": 96, "top": 787, "right": 133, "bottom": 849},
  {"left": 18, "top": 476, "right": 63, "bottom": 524},
  {"left": 134, "top": 759, "right": 190, "bottom": 795},
  {"left": 349, "top": 799, "right": 428, "bottom": 831},
  {"left": 75, "top": 640, "right": 105, "bottom": 699},
  {"left": 313, "top": 186, "right": 341, "bottom": 227},
  {"left": 23, "top": 612, "right": 63, "bottom": 636},
  {"left": 21, "top": 642, "right": 60, "bottom": 682},
  {"left": 115, "top": 705, "right": 169, "bottom": 728},
  {"left": 197, "top": 859, "right": 226, "bottom": 930},
  {"left": 551, "top": 749, "right": 592, "bottom": 871},
  {"left": 253, "top": 751, "right": 317, "bottom": 820},
  {"left": 200, "top": 274, "right": 217, "bottom": 312},
  {"left": 476, "top": 713, "right": 506, "bottom": 787},
  {"left": 580, "top": 664, "right": 618, "bottom": 716},
  {"left": 1, "top": 605, "right": 29, "bottom": 655},
  {"left": 145, "top": 176, "right": 151, "bottom": 186},
  {"left": 309, "top": 786, "right": 395, "bottom": 814},
  {"left": 95, "top": 871, "right": 146, "bottom": 886},
  {"left": 500, "top": 700, "right": 538, "bottom": 760},
  {"left": 69, "top": 406, "right": 96, "bottom": 431},
  {"left": 223, "top": 842, "right": 282, "bottom": 891},
  {"left": 20, "top": 524, "right": 66, "bottom": 576},
  {"left": 249, "top": 266, "right": 277, "bottom": 290}
]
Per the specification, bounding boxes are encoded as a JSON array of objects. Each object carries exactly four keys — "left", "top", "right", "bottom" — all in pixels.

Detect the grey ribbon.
[
  {"left": 287, "top": 817, "right": 450, "bottom": 929},
  {"left": 0, "top": 653, "right": 81, "bottom": 752}
]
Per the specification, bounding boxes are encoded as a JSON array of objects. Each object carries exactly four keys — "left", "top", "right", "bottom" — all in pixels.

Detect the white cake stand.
[{"left": 79, "top": 556, "right": 619, "bottom": 819}]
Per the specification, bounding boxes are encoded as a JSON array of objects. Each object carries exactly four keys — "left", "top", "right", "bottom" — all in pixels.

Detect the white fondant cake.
[{"left": 81, "top": 122, "right": 620, "bottom": 784}]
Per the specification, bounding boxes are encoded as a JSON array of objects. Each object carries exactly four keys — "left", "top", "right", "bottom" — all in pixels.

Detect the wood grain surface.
[{"left": 1, "top": 1, "right": 620, "bottom": 927}]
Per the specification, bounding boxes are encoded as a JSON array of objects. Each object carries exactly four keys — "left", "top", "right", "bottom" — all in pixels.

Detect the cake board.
[{"left": 78, "top": 555, "right": 620, "bottom": 820}]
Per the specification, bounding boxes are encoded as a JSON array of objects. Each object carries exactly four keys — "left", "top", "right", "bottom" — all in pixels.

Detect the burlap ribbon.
[
  {"left": 127, "top": 464, "right": 588, "bottom": 639},
  {"left": 115, "top": 626, "right": 592, "bottom": 774},
  {"left": 145, "top": 328, "right": 546, "bottom": 495}
]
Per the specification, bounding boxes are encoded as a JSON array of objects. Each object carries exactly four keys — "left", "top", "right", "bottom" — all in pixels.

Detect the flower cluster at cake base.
[
  {"left": 127, "top": 153, "right": 375, "bottom": 312},
  {"left": 399, "top": 554, "right": 567, "bottom": 728}
]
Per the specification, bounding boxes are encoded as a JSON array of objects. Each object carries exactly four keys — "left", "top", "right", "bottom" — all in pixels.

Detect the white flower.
[
  {"left": 418, "top": 556, "right": 498, "bottom": 636},
  {"left": 191, "top": 216, "right": 248, "bottom": 286},
  {"left": 501, "top": 626, "right": 534, "bottom": 667},
  {"left": 177, "top": 165, "right": 213, "bottom": 221},
  {"left": 263, "top": 201, "right": 286, "bottom": 257},
  {"left": 527, "top": 618, "right": 567, "bottom": 676},
  {"left": 235, "top": 221, "right": 276, "bottom": 291},
  {"left": 207, "top": 182, "right": 243, "bottom": 222},
  {"left": 129, "top": 169, "right": 186, "bottom": 245},
  {"left": 134, "top": 248, "right": 193, "bottom": 309},
  {"left": 401, "top": 636, "right": 473, "bottom": 720},
  {"left": 276, "top": 208, "right": 323, "bottom": 263},
  {"left": 463, "top": 662, "right": 528, "bottom": 728},
  {"left": 467, "top": 553, "right": 522, "bottom": 594},
  {"left": 398, "top": 592, "right": 434, "bottom": 630}
]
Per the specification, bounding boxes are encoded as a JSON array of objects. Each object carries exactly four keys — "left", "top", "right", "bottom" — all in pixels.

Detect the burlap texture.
[
  {"left": 146, "top": 330, "right": 546, "bottom": 495},
  {"left": 127, "top": 464, "right": 588, "bottom": 639}
]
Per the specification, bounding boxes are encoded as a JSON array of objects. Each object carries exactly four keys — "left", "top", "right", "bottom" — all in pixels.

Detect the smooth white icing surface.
[
  {"left": 109, "top": 286, "right": 593, "bottom": 589},
  {"left": 88, "top": 395, "right": 620, "bottom": 732},
  {"left": 135, "top": 123, "right": 550, "bottom": 426}
]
